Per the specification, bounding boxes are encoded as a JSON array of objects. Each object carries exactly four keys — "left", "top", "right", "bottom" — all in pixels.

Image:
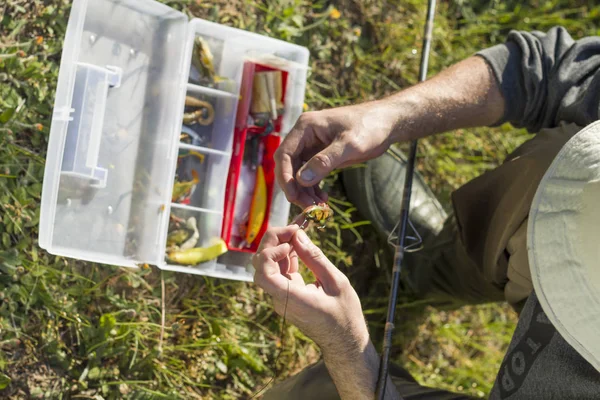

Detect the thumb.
[
  {"left": 292, "top": 230, "right": 347, "bottom": 294},
  {"left": 297, "top": 142, "right": 347, "bottom": 187}
]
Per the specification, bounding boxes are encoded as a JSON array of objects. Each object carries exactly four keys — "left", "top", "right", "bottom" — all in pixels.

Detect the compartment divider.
[
  {"left": 170, "top": 202, "right": 223, "bottom": 215},
  {"left": 187, "top": 83, "right": 238, "bottom": 99},
  {"left": 178, "top": 142, "right": 231, "bottom": 157}
]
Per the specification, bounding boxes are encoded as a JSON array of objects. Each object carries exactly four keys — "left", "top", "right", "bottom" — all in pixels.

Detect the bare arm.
[
  {"left": 274, "top": 55, "right": 504, "bottom": 207},
  {"left": 383, "top": 26, "right": 600, "bottom": 141},
  {"left": 252, "top": 227, "right": 399, "bottom": 399},
  {"left": 276, "top": 26, "right": 600, "bottom": 207},
  {"left": 376, "top": 55, "right": 505, "bottom": 143},
  {"left": 323, "top": 338, "right": 400, "bottom": 400}
]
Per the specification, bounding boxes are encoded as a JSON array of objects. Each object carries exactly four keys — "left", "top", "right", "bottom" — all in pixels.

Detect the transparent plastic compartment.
[
  {"left": 187, "top": 35, "right": 224, "bottom": 86},
  {"left": 172, "top": 146, "right": 230, "bottom": 212},
  {"left": 186, "top": 23, "right": 240, "bottom": 92},
  {"left": 181, "top": 85, "right": 238, "bottom": 153},
  {"left": 220, "top": 40, "right": 309, "bottom": 137},
  {"left": 162, "top": 208, "right": 223, "bottom": 273}
]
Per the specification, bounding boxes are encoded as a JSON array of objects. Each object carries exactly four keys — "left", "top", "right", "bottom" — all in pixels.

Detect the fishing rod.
[{"left": 375, "top": 0, "right": 436, "bottom": 398}]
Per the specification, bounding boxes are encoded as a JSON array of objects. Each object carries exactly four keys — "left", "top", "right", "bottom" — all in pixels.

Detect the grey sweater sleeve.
[{"left": 476, "top": 26, "right": 600, "bottom": 132}]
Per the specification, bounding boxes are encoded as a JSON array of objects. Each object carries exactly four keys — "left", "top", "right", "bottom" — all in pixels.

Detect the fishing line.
[
  {"left": 159, "top": 270, "right": 166, "bottom": 354},
  {"left": 250, "top": 279, "right": 290, "bottom": 399}
]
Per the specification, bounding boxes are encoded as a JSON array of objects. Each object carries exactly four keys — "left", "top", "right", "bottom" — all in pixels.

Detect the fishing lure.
[
  {"left": 180, "top": 128, "right": 209, "bottom": 147},
  {"left": 244, "top": 165, "right": 267, "bottom": 246},
  {"left": 183, "top": 96, "right": 215, "bottom": 126},
  {"left": 167, "top": 217, "right": 199, "bottom": 251},
  {"left": 172, "top": 169, "right": 199, "bottom": 203},
  {"left": 192, "top": 37, "right": 215, "bottom": 82},
  {"left": 292, "top": 202, "right": 333, "bottom": 230},
  {"left": 167, "top": 238, "right": 228, "bottom": 265},
  {"left": 167, "top": 229, "right": 190, "bottom": 248}
]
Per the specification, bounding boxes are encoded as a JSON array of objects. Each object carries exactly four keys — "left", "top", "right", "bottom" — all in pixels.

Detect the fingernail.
[
  {"left": 297, "top": 230, "right": 309, "bottom": 244},
  {"left": 300, "top": 168, "right": 316, "bottom": 182}
]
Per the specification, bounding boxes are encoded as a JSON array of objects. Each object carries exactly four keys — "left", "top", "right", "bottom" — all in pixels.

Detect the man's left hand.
[{"left": 252, "top": 225, "right": 369, "bottom": 357}]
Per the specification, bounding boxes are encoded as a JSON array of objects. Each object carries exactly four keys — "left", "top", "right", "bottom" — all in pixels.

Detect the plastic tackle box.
[{"left": 38, "top": 0, "right": 309, "bottom": 282}]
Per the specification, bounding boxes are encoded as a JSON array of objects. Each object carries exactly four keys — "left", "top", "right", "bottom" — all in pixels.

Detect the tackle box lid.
[
  {"left": 39, "top": 0, "right": 310, "bottom": 273},
  {"left": 39, "top": 0, "right": 191, "bottom": 267}
]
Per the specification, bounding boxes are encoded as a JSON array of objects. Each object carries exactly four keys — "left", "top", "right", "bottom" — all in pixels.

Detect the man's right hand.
[{"left": 274, "top": 102, "right": 397, "bottom": 208}]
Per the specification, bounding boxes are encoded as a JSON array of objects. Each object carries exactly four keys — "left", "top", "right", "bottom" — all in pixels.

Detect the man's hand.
[
  {"left": 252, "top": 225, "right": 369, "bottom": 354},
  {"left": 274, "top": 105, "right": 396, "bottom": 208},
  {"left": 275, "top": 56, "right": 505, "bottom": 208},
  {"left": 253, "top": 226, "right": 401, "bottom": 399}
]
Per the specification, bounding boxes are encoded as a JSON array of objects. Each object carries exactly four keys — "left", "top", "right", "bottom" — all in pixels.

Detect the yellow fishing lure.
[
  {"left": 245, "top": 165, "right": 267, "bottom": 245},
  {"left": 167, "top": 238, "right": 228, "bottom": 265}
]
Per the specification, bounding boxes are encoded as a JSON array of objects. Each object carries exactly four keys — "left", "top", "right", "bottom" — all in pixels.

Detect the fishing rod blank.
[{"left": 375, "top": 0, "right": 437, "bottom": 398}]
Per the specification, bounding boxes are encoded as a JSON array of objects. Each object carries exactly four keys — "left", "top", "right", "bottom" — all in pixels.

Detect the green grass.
[{"left": 1, "top": 0, "right": 600, "bottom": 398}]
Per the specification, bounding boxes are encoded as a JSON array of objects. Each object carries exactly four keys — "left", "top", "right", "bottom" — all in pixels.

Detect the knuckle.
[
  {"left": 253, "top": 273, "right": 267, "bottom": 290},
  {"left": 335, "top": 273, "right": 350, "bottom": 290},
  {"left": 291, "top": 115, "right": 308, "bottom": 132},
  {"left": 342, "top": 134, "right": 363, "bottom": 152},
  {"left": 311, "top": 153, "right": 333, "bottom": 171},
  {"left": 307, "top": 243, "right": 325, "bottom": 262},
  {"left": 298, "top": 112, "right": 326, "bottom": 132},
  {"left": 273, "top": 146, "right": 284, "bottom": 162},
  {"left": 284, "top": 190, "right": 298, "bottom": 203},
  {"left": 255, "top": 251, "right": 269, "bottom": 266},
  {"left": 298, "top": 112, "right": 315, "bottom": 124},
  {"left": 263, "top": 229, "right": 276, "bottom": 242}
]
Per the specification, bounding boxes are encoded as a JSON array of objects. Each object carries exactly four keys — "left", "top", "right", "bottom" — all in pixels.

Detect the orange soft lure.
[{"left": 292, "top": 202, "right": 333, "bottom": 230}]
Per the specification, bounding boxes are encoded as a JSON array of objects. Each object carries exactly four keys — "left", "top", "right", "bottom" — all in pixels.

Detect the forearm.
[
  {"left": 369, "top": 26, "right": 600, "bottom": 143},
  {"left": 323, "top": 339, "right": 400, "bottom": 400},
  {"left": 372, "top": 55, "right": 504, "bottom": 144}
]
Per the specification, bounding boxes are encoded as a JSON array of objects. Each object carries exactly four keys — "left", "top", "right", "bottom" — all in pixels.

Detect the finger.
[
  {"left": 291, "top": 212, "right": 308, "bottom": 227},
  {"left": 289, "top": 271, "right": 305, "bottom": 286},
  {"left": 313, "top": 185, "right": 329, "bottom": 203},
  {"left": 279, "top": 245, "right": 299, "bottom": 276},
  {"left": 297, "top": 141, "right": 348, "bottom": 187},
  {"left": 289, "top": 248, "right": 299, "bottom": 274},
  {"left": 291, "top": 230, "right": 347, "bottom": 294},
  {"left": 304, "top": 186, "right": 322, "bottom": 205},
  {"left": 256, "top": 225, "right": 300, "bottom": 254},
  {"left": 275, "top": 152, "right": 300, "bottom": 204},
  {"left": 253, "top": 243, "right": 293, "bottom": 299},
  {"left": 254, "top": 243, "right": 292, "bottom": 276},
  {"left": 279, "top": 255, "right": 291, "bottom": 276},
  {"left": 297, "top": 191, "right": 319, "bottom": 209},
  {"left": 274, "top": 123, "right": 306, "bottom": 204}
]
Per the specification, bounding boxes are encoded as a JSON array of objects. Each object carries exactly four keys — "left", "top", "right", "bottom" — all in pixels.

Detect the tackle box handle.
[{"left": 57, "top": 62, "right": 122, "bottom": 189}]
